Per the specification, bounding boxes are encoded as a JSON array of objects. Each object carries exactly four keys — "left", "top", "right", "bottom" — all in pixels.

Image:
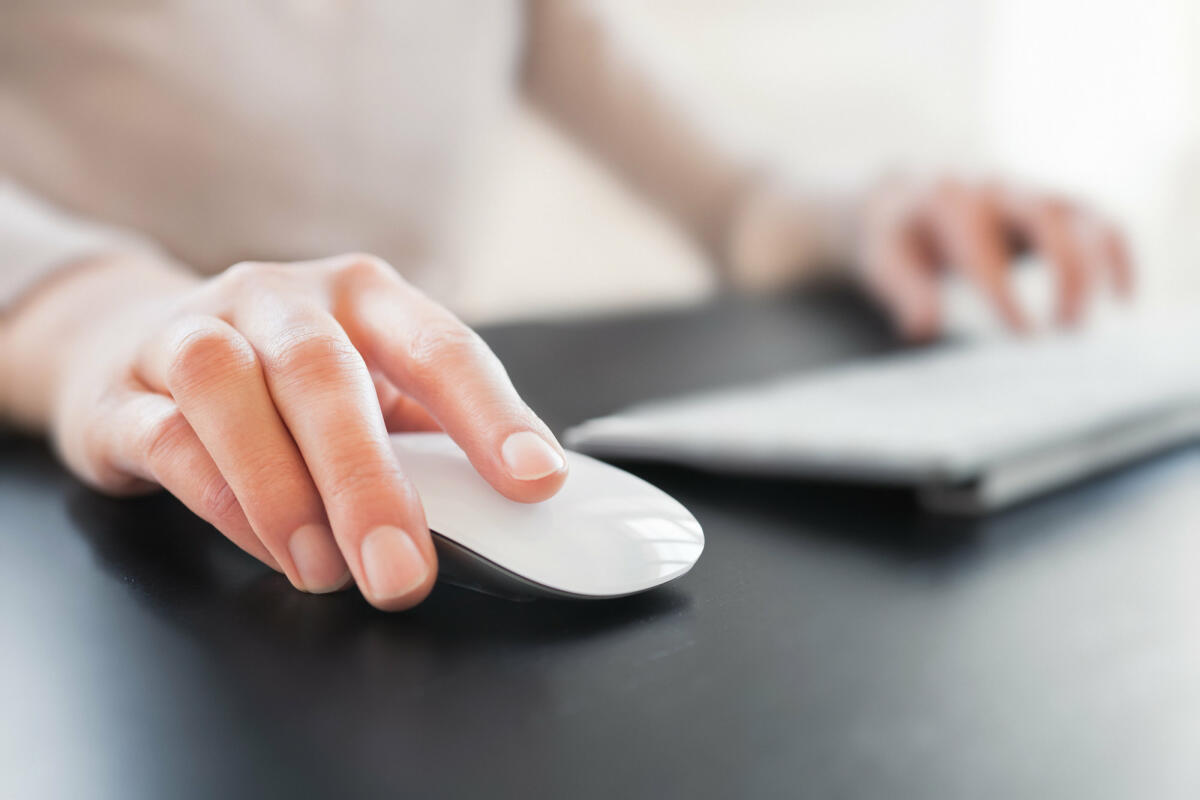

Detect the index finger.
[
  {"left": 330, "top": 257, "right": 568, "bottom": 504},
  {"left": 929, "top": 181, "right": 1030, "bottom": 333},
  {"left": 232, "top": 291, "right": 437, "bottom": 611}
]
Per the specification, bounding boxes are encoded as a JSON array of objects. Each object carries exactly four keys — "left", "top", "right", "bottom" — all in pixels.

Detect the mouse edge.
[{"left": 431, "top": 532, "right": 697, "bottom": 601}]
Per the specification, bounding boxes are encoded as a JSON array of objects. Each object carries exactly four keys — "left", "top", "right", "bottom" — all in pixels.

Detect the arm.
[
  {"left": 0, "top": 179, "right": 161, "bottom": 316},
  {"left": 0, "top": 189, "right": 567, "bottom": 612},
  {"left": 520, "top": 1, "right": 1133, "bottom": 338},
  {"left": 520, "top": 0, "right": 848, "bottom": 280},
  {"left": 0, "top": 178, "right": 171, "bottom": 428}
]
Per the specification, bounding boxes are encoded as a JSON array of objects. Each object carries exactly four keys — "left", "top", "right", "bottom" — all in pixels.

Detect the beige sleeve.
[
  {"left": 520, "top": 0, "right": 855, "bottom": 286},
  {"left": 0, "top": 178, "right": 158, "bottom": 314},
  {"left": 520, "top": 0, "right": 757, "bottom": 258}
]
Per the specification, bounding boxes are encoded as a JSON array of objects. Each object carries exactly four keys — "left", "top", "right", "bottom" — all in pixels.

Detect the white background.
[{"left": 452, "top": 0, "right": 1200, "bottom": 325}]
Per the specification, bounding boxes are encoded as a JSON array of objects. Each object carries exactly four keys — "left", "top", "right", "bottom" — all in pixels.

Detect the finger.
[
  {"left": 96, "top": 389, "right": 281, "bottom": 571},
  {"left": 1093, "top": 219, "right": 1134, "bottom": 298},
  {"left": 330, "top": 256, "right": 567, "bottom": 503},
  {"left": 1028, "top": 199, "right": 1089, "bottom": 326},
  {"left": 929, "top": 182, "right": 1029, "bottom": 332},
  {"left": 1010, "top": 196, "right": 1090, "bottom": 326},
  {"left": 233, "top": 294, "right": 435, "bottom": 611},
  {"left": 862, "top": 234, "right": 942, "bottom": 341},
  {"left": 371, "top": 371, "right": 442, "bottom": 433},
  {"left": 135, "top": 315, "right": 350, "bottom": 594}
]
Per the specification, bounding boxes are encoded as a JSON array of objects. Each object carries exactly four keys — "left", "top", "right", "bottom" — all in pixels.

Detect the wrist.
[
  {"left": 721, "top": 175, "right": 862, "bottom": 292},
  {"left": 0, "top": 252, "right": 195, "bottom": 430}
]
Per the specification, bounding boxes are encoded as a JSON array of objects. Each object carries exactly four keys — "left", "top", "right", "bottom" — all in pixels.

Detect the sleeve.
[
  {"left": 520, "top": 0, "right": 753, "bottom": 261},
  {"left": 520, "top": 0, "right": 855, "bottom": 287},
  {"left": 0, "top": 178, "right": 159, "bottom": 313}
]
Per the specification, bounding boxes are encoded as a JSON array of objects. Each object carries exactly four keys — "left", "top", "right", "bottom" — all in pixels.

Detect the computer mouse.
[{"left": 390, "top": 432, "right": 704, "bottom": 600}]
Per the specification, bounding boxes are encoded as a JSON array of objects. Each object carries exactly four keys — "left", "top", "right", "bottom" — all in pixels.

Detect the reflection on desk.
[{"left": 5, "top": 288, "right": 1200, "bottom": 800}]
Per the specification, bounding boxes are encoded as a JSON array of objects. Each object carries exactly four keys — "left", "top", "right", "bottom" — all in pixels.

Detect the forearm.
[
  {"left": 520, "top": 1, "right": 857, "bottom": 289},
  {"left": 0, "top": 252, "right": 195, "bottom": 431},
  {"left": 521, "top": 0, "right": 754, "bottom": 259}
]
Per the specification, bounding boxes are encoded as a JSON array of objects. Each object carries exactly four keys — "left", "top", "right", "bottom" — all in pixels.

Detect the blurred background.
[{"left": 452, "top": 0, "right": 1200, "bottom": 325}]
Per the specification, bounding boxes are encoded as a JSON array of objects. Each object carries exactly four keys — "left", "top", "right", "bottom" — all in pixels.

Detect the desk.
[{"left": 4, "top": 287, "right": 1200, "bottom": 799}]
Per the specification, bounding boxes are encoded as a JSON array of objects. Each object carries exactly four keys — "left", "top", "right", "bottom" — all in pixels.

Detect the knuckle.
[
  {"left": 166, "top": 323, "right": 258, "bottom": 394},
  {"left": 197, "top": 474, "right": 242, "bottom": 524},
  {"left": 327, "top": 254, "right": 404, "bottom": 312},
  {"left": 143, "top": 409, "right": 194, "bottom": 472},
  {"left": 213, "top": 260, "right": 292, "bottom": 299},
  {"left": 404, "top": 322, "right": 487, "bottom": 383},
  {"left": 225, "top": 260, "right": 261, "bottom": 278},
  {"left": 219, "top": 260, "right": 265, "bottom": 289},
  {"left": 335, "top": 252, "right": 395, "bottom": 283},
  {"left": 325, "top": 459, "right": 412, "bottom": 507},
  {"left": 264, "top": 328, "right": 362, "bottom": 385},
  {"left": 328, "top": 255, "right": 407, "bottom": 309}
]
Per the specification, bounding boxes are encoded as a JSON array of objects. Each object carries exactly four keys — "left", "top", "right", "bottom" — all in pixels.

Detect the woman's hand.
[
  {"left": 726, "top": 174, "right": 1134, "bottom": 340},
  {"left": 2, "top": 252, "right": 567, "bottom": 610},
  {"left": 856, "top": 175, "right": 1133, "bottom": 339}
]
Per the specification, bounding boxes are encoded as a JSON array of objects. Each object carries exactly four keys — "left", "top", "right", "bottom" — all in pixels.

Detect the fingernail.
[
  {"left": 288, "top": 523, "right": 350, "bottom": 593},
  {"left": 501, "top": 431, "right": 565, "bottom": 481},
  {"left": 361, "top": 526, "right": 429, "bottom": 602}
]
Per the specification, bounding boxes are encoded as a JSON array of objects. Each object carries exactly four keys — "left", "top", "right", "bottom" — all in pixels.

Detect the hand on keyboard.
[
  {"left": 857, "top": 175, "right": 1133, "bottom": 340},
  {"left": 567, "top": 311, "right": 1200, "bottom": 512}
]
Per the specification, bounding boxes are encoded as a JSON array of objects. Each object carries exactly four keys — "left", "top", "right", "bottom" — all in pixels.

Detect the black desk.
[{"left": 5, "top": 288, "right": 1200, "bottom": 799}]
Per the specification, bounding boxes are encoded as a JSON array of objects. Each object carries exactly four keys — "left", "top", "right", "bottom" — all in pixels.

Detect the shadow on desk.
[
  {"left": 12, "top": 283, "right": 1200, "bottom": 799},
  {"left": 61, "top": 437, "right": 1147, "bottom": 637},
  {"left": 37, "top": 413, "right": 1177, "bottom": 625},
  {"left": 66, "top": 485, "right": 689, "bottom": 650}
]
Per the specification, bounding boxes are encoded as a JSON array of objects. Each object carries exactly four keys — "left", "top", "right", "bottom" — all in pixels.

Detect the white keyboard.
[{"left": 565, "top": 312, "right": 1200, "bottom": 513}]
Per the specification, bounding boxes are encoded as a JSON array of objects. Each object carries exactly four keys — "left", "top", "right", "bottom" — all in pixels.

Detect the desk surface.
[{"left": 4, "top": 288, "right": 1200, "bottom": 799}]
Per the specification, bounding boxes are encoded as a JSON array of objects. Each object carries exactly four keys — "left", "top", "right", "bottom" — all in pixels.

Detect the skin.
[
  {"left": 0, "top": 252, "right": 568, "bottom": 611},
  {"left": 854, "top": 176, "right": 1133, "bottom": 340},
  {"left": 728, "top": 176, "right": 1133, "bottom": 340},
  {"left": 0, "top": 175, "right": 1133, "bottom": 611}
]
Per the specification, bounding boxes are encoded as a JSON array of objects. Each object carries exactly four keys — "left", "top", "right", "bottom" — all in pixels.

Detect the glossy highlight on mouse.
[{"left": 391, "top": 432, "right": 704, "bottom": 599}]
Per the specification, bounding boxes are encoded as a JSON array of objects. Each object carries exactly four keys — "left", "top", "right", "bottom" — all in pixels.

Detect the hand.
[
  {"left": 856, "top": 175, "right": 1133, "bottom": 339},
  {"left": 724, "top": 174, "right": 1133, "bottom": 340},
  {"left": 5, "top": 253, "right": 567, "bottom": 609}
]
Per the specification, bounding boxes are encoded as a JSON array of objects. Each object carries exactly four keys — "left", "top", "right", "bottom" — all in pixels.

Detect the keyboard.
[{"left": 565, "top": 312, "right": 1200, "bottom": 513}]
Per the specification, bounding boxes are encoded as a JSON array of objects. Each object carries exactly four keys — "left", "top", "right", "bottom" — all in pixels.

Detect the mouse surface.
[{"left": 391, "top": 432, "right": 704, "bottom": 600}]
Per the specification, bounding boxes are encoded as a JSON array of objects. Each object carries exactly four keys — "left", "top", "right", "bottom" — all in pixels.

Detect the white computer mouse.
[{"left": 390, "top": 432, "right": 704, "bottom": 600}]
